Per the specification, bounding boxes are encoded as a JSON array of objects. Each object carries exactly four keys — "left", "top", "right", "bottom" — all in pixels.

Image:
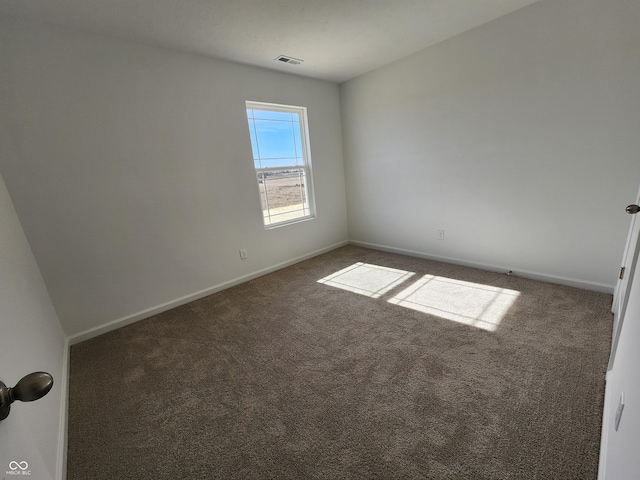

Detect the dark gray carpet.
[{"left": 67, "top": 245, "right": 612, "bottom": 479}]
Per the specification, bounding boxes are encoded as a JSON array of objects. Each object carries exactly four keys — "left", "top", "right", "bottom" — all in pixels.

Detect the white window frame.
[{"left": 245, "top": 101, "right": 316, "bottom": 228}]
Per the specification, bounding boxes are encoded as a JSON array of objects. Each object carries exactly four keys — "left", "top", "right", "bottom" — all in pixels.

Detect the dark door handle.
[
  {"left": 0, "top": 372, "right": 53, "bottom": 420},
  {"left": 626, "top": 204, "right": 640, "bottom": 214}
]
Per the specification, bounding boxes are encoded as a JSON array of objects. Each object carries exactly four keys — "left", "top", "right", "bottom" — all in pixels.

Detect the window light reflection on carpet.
[
  {"left": 318, "top": 263, "right": 520, "bottom": 332},
  {"left": 388, "top": 275, "right": 520, "bottom": 332},
  {"left": 317, "top": 262, "right": 415, "bottom": 298}
]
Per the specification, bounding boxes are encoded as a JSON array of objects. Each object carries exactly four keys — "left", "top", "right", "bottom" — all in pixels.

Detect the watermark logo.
[{"left": 6, "top": 460, "right": 31, "bottom": 476}]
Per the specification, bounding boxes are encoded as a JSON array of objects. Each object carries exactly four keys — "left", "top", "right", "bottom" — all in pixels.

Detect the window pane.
[
  {"left": 254, "top": 119, "right": 297, "bottom": 162},
  {"left": 250, "top": 109, "right": 294, "bottom": 122},
  {"left": 246, "top": 101, "right": 314, "bottom": 228},
  {"left": 247, "top": 119, "right": 260, "bottom": 162},
  {"left": 258, "top": 169, "right": 310, "bottom": 226},
  {"left": 293, "top": 121, "right": 302, "bottom": 161},
  {"left": 259, "top": 158, "right": 302, "bottom": 169}
]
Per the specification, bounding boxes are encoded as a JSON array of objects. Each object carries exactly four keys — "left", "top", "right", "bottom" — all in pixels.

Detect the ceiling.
[{"left": 0, "top": 0, "right": 540, "bottom": 83}]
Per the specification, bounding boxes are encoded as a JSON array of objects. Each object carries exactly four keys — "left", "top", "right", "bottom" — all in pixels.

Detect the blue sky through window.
[{"left": 247, "top": 108, "right": 303, "bottom": 168}]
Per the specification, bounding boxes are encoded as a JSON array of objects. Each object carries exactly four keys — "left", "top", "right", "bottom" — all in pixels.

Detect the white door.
[
  {"left": 598, "top": 197, "right": 640, "bottom": 479},
  {"left": 608, "top": 189, "right": 640, "bottom": 370}
]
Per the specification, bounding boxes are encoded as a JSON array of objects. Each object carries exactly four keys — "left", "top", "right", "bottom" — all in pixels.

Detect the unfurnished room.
[{"left": 0, "top": 0, "right": 639, "bottom": 479}]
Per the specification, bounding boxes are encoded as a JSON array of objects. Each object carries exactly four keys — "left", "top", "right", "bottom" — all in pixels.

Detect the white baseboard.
[
  {"left": 67, "top": 238, "right": 613, "bottom": 346},
  {"left": 349, "top": 240, "right": 615, "bottom": 294},
  {"left": 67, "top": 241, "right": 349, "bottom": 345}
]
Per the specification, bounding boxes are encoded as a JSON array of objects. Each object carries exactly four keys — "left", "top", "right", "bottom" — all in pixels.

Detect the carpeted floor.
[{"left": 67, "top": 245, "right": 612, "bottom": 479}]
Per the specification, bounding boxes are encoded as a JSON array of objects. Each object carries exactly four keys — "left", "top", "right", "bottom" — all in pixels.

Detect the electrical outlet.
[
  {"left": 437, "top": 230, "right": 445, "bottom": 241},
  {"left": 615, "top": 391, "right": 625, "bottom": 431},
  {"left": 239, "top": 249, "right": 248, "bottom": 260}
]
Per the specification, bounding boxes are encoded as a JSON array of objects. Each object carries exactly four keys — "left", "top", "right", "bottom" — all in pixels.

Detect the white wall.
[
  {"left": 340, "top": 0, "right": 640, "bottom": 291},
  {"left": 0, "top": 171, "right": 67, "bottom": 479},
  {"left": 0, "top": 20, "right": 348, "bottom": 338}
]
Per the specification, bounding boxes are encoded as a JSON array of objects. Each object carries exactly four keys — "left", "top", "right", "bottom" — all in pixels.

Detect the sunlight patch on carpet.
[
  {"left": 317, "top": 262, "right": 415, "bottom": 298},
  {"left": 388, "top": 275, "right": 520, "bottom": 331}
]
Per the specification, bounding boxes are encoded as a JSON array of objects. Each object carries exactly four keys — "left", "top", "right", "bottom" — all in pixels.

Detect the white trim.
[
  {"left": 56, "top": 337, "right": 70, "bottom": 480},
  {"left": 246, "top": 101, "right": 317, "bottom": 229},
  {"left": 611, "top": 185, "right": 640, "bottom": 314},
  {"left": 349, "top": 240, "right": 615, "bottom": 294},
  {"left": 598, "top": 370, "right": 611, "bottom": 480},
  {"left": 67, "top": 241, "right": 349, "bottom": 345},
  {"left": 66, "top": 237, "right": 614, "bottom": 344}
]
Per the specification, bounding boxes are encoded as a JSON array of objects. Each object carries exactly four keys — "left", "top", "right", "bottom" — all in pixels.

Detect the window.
[{"left": 245, "top": 101, "right": 315, "bottom": 228}]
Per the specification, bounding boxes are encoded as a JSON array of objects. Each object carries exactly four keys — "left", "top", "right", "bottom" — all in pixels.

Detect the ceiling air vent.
[{"left": 275, "top": 55, "right": 303, "bottom": 65}]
